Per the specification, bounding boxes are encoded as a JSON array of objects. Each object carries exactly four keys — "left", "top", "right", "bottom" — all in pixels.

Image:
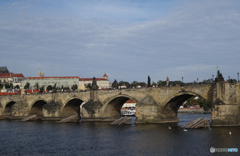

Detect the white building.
[
  {"left": 122, "top": 99, "right": 136, "bottom": 108},
  {"left": 78, "top": 73, "right": 110, "bottom": 90},
  {"left": 23, "top": 76, "right": 79, "bottom": 89},
  {"left": 0, "top": 73, "right": 25, "bottom": 87}
]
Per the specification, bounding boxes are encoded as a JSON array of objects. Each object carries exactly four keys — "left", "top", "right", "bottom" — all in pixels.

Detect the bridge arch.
[
  {"left": 3, "top": 101, "right": 17, "bottom": 115},
  {"left": 60, "top": 97, "right": 85, "bottom": 117},
  {"left": 162, "top": 91, "right": 210, "bottom": 116},
  {"left": 101, "top": 94, "right": 138, "bottom": 119},
  {"left": 29, "top": 99, "right": 49, "bottom": 116}
]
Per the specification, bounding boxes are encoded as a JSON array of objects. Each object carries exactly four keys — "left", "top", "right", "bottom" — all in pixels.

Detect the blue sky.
[{"left": 0, "top": 0, "right": 240, "bottom": 83}]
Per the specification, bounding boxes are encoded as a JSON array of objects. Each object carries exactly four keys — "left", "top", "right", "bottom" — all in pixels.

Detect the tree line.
[{"left": 23, "top": 82, "right": 78, "bottom": 91}]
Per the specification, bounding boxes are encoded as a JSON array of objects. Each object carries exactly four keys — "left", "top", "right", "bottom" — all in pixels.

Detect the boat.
[{"left": 121, "top": 109, "right": 136, "bottom": 116}]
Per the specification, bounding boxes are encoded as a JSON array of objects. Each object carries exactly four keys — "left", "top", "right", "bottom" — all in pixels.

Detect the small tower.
[
  {"left": 102, "top": 73, "right": 108, "bottom": 80},
  {"left": 38, "top": 70, "right": 41, "bottom": 77},
  {"left": 41, "top": 70, "right": 44, "bottom": 77}
]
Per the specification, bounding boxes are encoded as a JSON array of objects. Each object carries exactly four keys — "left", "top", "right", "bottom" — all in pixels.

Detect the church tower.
[
  {"left": 38, "top": 70, "right": 41, "bottom": 77},
  {"left": 41, "top": 70, "right": 44, "bottom": 77}
]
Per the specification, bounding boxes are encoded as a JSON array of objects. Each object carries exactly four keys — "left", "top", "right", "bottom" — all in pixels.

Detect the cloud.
[{"left": 0, "top": 0, "right": 240, "bottom": 83}]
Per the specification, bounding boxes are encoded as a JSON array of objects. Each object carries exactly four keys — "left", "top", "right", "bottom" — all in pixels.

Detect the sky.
[{"left": 0, "top": 0, "right": 240, "bottom": 83}]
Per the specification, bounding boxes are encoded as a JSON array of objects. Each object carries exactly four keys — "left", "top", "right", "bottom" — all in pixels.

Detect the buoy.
[
  {"left": 168, "top": 126, "right": 171, "bottom": 129},
  {"left": 229, "top": 132, "right": 231, "bottom": 135}
]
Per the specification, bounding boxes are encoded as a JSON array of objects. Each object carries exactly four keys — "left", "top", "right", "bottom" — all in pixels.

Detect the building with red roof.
[
  {"left": 78, "top": 73, "right": 110, "bottom": 90},
  {"left": 21, "top": 70, "right": 80, "bottom": 90},
  {"left": 0, "top": 72, "right": 25, "bottom": 87}
]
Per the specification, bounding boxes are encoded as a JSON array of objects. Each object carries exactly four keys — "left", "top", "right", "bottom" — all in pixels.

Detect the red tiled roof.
[
  {"left": 103, "top": 73, "right": 108, "bottom": 77},
  {"left": 79, "top": 78, "right": 108, "bottom": 81},
  {"left": 0, "top": 73, "right": 13, "bottom": 78},
  {"left": 26, "top": 76, "right": 79, "bottom": 79},
  {"left": 12, "top": 73, "right": 24, "bottom": 77},
  {"left": 125, "top": 99, "right": 136, "bottom": 103}
]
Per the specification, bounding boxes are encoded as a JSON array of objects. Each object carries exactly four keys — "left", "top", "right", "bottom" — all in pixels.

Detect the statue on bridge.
[
  {"left": 92, "top": 77, "right": 98, "bottom": 90},
  {"left": 147, "top": 76, "right": 151, "bottom": 87},
  {"left": 215, "top": 70, "right": 224, "bottom": 82},
  {"left": 166, "top": 77, "right": 169, "bottom": 86}
]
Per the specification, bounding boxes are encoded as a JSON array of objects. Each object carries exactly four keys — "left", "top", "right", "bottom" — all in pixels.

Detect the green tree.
[
  {"left": 71, "top": 84, "right": 78, "bottom": 91},
  {"left": 118, "top": 81, "right": 131, "bottom": 88},
  {"left": 34, "top": 83, "right": 39, "bottom": 89},
  {"left": 24, "top": 82, "right": 30, "bottom": 89},
  {"left": 131, "top": 81, "right": 138, "bottom": 88},
  {"left": 157, "top": 80, "right": 166, "bottom": 86},
  {"left": 9, "top": 83, "right": 13, "bottom": 89},
  {"left": 5, "top": 83, "right": 10, "bottom": 88},
  {"left": 112, "top": 79, "right": 118, "bottom": 89},
  {"left": 185, "top": 96, "right": 210, "bottom": 111},
  {"left": 47, "top": 85, "right": 53, "bottom": 90},
  {"left": 85, "top": 83, "right": 92, "bottom": 89},
  {"left": 14, "top": 85, "right": 20, "bottom": 89}
]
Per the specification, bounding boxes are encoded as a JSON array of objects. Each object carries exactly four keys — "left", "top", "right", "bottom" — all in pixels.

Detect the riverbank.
[{"left": 178, "top": 108, "right": 211, "bottom": 114}]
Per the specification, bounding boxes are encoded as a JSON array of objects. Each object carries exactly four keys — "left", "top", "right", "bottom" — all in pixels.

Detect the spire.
[
  {"left": 102, "top": 73, "right": 108, "bottom": 80},
  {"left": 41, "top": 70, "right": 44, "bottom": 77},
  {"left": 38, "top": 69, "right": 41, "bottom": 77}
]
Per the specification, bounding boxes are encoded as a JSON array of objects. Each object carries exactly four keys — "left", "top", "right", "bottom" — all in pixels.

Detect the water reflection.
[{"left": 0, "top": 113, "right": 239, "bottom": 156}]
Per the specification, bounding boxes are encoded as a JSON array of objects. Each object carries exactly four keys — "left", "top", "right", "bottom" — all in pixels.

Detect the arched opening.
[
  {"left": 61, "top": 99, "right": 83, "bottom": 117},
  {"left": 4, "top": 101, "right": 16, "bottom": 116},
  {"left": 103, "top": 96, "right": 136, "bottom": 120},
  {"left": 29, "top": 100, "right": 47, "bottom": 116},
  {"left": 164, "top": 93, "right": 211, "bottom": 126}
]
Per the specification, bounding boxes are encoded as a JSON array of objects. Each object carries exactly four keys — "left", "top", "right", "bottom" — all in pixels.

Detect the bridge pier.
[
  {"left": 211, "top": 104, "right": 240, "bottom": 126},
  {"left": 42, "top": 101, "right": 62, "bottom": 119},
  {"left": 135, "top": 95, "right": 179, "bottom": 124}
]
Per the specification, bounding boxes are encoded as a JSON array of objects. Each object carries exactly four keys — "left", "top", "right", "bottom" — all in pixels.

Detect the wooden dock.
[
  {"left": 182, "top": 118, "right": 210, "bottom": 129},
  {"left": 109, "top": 116, "right": 132, "bottom": 125},
  {"left": 21, "top": 115, "right": 37, "bottom": 122},
  {"left": 58, "top": 115, "right": 77, "bottom": 123}
]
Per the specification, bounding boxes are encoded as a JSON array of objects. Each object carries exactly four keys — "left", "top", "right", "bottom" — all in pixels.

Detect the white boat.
[{"left": 121, "top": 109, "right": 135, "bottom": 116}]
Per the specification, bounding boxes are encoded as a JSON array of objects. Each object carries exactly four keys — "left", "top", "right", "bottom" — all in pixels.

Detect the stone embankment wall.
[{"left": 178, "top": 108, "right": 204, "bottom": 113}]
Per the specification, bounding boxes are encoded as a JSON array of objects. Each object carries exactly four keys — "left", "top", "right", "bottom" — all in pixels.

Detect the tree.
[
  {"left": 185, "top": 96, "right": 210, "bottom": 111},
  {"left": 118, "top": 81, "right": 131, "bottom": 88},
  {"left": 85, "top": 83, "right": 92, "bottom": 89},
  {"left": 34, "top": 83, "right": 39, "bottom": 89},
  {"left": 14, "top": 85, "right": 20, "bottom": 89},
  {"left": 24, "top": 82, "right": 30, "bottom": 89},
  {"left": 9, "top": 83, "right": 13, "bottom": 89},
  {"left": 47, "top": 85, "right": 53, "bottom": 91},
  {"left": 71, "top": 84, "right": 78, "bottom": 91},
  {"left": 112, "top": 79, "right": 118, "bottom": 89},
  {"left": 5, "top": 83, "right": 10, "bottom": 89},
  {"left": 131, "top": 81, "right": 138, "bottom": 88}
]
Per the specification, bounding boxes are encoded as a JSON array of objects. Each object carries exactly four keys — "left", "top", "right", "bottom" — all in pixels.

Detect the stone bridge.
[{"left": 0, "top": 82, "right": 240, "bottom": 126}]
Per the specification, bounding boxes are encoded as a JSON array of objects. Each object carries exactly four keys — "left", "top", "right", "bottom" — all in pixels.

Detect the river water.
[{"left": 0, "top": 113, "right": 239, "bottom": 156}]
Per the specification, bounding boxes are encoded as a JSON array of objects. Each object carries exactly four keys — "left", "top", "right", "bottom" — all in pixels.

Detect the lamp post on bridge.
[
  {"left": 238, "top": 72, "right": 239, "bottom": 82},
  {"left": 197, "top": 78, "right": 198, "bottom": 84},
  {"left": 228, "top": 76, "right": 230, "bottom": 81},
  {"left": 182, "top": 77, "right": 183, "bottom": 86},
  {"left": 212, "top": 75, "right": 214, "bottom": 83}
]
